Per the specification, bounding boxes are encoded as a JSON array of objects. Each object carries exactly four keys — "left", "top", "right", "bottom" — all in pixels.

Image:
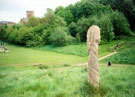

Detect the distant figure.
[
  {"left": 4, "top": 47, "right": 8, "bottom": 50},
  {"left": 3, "top": 42, "right": 4, "bottom": 46},
  {"left": 116, "top": 43, "right": 119, "bottom": 47},
  {"left": 1, "top": 42, "right": 4, "bottom": 46},
  {"left": 108, "top": 61, "right": 111, "bottom": 67}
]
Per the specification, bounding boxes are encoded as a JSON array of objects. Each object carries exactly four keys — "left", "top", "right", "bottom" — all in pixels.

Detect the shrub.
[
  {"left": 26, "top": 35, "right": 43, "bottom": 47},
  {"left": 42, "top": 28, "right": 53, "bottom": 45},
  {"left": 49, "top": 27, "right": 74, "bottom": 46},
  {"left": 66, "top": 35, "right": 76, "bottom": 45},
  {"left": 49, "top": 27, "right": 68, "bottom": 46},
  {"left": 76, "top": 33, "right": 81, "bottom": 44},
  {"left": 16, "top": 27, "right": 33, "bottom": 45}
]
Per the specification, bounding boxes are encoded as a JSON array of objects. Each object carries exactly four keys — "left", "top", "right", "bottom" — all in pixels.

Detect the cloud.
[{"left": 0, "top": 0, "right": 80, "bottom": 23}]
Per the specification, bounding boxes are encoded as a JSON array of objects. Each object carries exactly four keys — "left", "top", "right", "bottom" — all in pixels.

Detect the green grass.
[
  {"left": 100, "top": 37, "right": 135, "bottom": 65},
  {"left": 0, "top": 43, "right": 87, "bottom": 65},
  {"left": 101, "top": 45, "right": 135, "bottom": 64},
  {"left": 0, "top": 37, "right": 134, "bottom": 65},
  {"left": 0, "top": 65, "right": 135, "bottom": 97},
  {"left": 0, "top": 40, "right": 121, "bottom": 65},
  {"left": 34, "top": 40, "right": 122, "bottom": 58}
]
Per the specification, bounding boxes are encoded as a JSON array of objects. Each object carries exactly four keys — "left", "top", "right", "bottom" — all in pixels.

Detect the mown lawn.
[
  {"left": 0, "top": 65, "right": 135, "bottom": 97},
  {"left": 0, "top": 43, "right": 87, "bottom": 65}
]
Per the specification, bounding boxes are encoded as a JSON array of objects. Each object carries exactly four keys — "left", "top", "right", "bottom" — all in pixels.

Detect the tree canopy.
[{"left": 0, "top": 0, "right": 134, "bottom": 47}]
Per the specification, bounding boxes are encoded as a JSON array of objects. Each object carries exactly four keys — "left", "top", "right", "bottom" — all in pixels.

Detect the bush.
[
  {"left": 49, "top": 27, "right": 74, "bottom": 46},
  {"left": 111, "top": 11, "right": 132, "bottom": 36},
  {"left": 49, "top": 27, "right": 68, "bottom": 46},
  {"left": 16, "top": 27, "right": 33, "bottom": 45},
  {"left": 66, "top": 35, "right": 76, "bottom": 45},
  {"left": 42, "top": 28, "right": 53, "bottom": 45},
  {"left": 26, "top": 35, "right": 43, "bottom": 47}
]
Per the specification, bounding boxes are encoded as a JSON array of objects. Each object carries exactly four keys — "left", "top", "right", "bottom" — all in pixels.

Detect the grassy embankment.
[
  {"left": 0, "top": 65, "right": 135, "bottom": 97},
  {"left": 0, "top": 37, "right": 135, "bottom": 65},
  {"left": 101, "top": 37, "right": 135, "bottom": 64},
  {"left": 0, "top": 40, "right": 121, "bottom": 65}
]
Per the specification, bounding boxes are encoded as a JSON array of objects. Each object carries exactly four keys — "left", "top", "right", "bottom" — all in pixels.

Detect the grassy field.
[
  {"left": 0, "top": 43, "right": 87, "bottom": 65},
  {"left": 0, "top": 37, "right": 135, "bottom": 65},
  {"left": 0, "top": 65, "right": 135, "bottom": 97},
  {"left": 0, "top": 40, "right": 121, "bottom": 65}
]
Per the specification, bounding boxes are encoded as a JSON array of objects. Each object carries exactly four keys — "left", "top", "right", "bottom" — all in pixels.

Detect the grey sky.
[{"left": 0, "top": 0, "right": 80, "bottom": 23}]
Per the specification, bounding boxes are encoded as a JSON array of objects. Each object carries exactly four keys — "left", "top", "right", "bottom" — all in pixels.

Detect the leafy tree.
[
  {"left": 40, "top": 8, "right": 55, "bottom": 24},
  {"left": 76, "top": 17, "right": 90, "bottom": 41},
  {"left": 100, "top": 0, "right": 135, "bottom": 30},
  {"left": 55, "top": 6, "right": 74, "bottom": 25},
  {"left": 0, "top": 25, "right": 8, "bottom": 40},
  {"left": 72, "top": 0, "right": 112, "bottom": 21},
  {"left": 111, "top": 11, "right": 131, "bottom": 36},
  {"left": 53, "top": 16, "right": 67, "bottom": 27},
  {"left": 27, "top": 17, "right": 40, "bottom": 27}
]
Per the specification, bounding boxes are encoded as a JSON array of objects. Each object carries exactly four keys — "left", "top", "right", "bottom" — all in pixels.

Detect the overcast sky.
[{"left": 0, "top": 0, "right": 80, "bottom": 23}]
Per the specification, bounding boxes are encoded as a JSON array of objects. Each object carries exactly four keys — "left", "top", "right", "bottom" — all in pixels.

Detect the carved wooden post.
[{"left": 87, "top": 25, "right": 100, "bottom": 87}]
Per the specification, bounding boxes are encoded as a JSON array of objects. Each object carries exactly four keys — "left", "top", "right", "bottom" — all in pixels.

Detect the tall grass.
[
  {"left": 101, "top": 45, "right": 135, "bottom": 64},
  {"left": 34, "top": 40, "right": 122, "bottom": 58},
  {"left": 0, "top": 65, "right": 135, "bottom": 97}
]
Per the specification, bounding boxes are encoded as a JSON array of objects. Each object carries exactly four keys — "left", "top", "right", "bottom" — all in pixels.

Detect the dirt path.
[
  {"left": 71, "top": 52, "right": 117, "bottom": 66},
  {"left": 98, "top": 51, "right": 117, "bottom": 61}
]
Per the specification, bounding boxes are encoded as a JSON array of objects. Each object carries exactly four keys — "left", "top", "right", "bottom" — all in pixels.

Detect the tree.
[
  {"left": 76, "top": 17, "right": 90, "bottom": 41},
  {"left": 40, "top": 8, "right": 55, "bottom": 24},
  {"left": 69, "top": 22, "right": 77, "bottom": 37},
  {"left": 55, "top": 6, "right": 74, "bottom": 25},
  {"left": 0, "top": 25, "right": 8, "bottom": 40},
  {"left": 27, "top": 17, "right": 40, "bottom": 27},
  {"left": 100, "top": 0, "right": 135, "bottom": 30},
  {"left": 53, "top": 16, "right": 67, "bottom": 27},
  {"left": 111, "top": 11, "right": 131, "bottom": 36}
]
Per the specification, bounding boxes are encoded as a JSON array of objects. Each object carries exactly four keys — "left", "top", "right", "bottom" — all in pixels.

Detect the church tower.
[{"left": 26, "top": 11, "right": 34, "bottom": 19}]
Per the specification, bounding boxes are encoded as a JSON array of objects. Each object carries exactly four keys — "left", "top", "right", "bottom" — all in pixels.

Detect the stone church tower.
[
  {"left": 20, "top": 11, "right": 34, "bottom": 24},
  {"left": 26, "top": 11, "right": 34, "bottom": 18}
]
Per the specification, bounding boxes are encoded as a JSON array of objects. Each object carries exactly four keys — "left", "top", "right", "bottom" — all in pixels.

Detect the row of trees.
[{"left": 0, "top": 0, "right": 134, "bottom": 47}]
